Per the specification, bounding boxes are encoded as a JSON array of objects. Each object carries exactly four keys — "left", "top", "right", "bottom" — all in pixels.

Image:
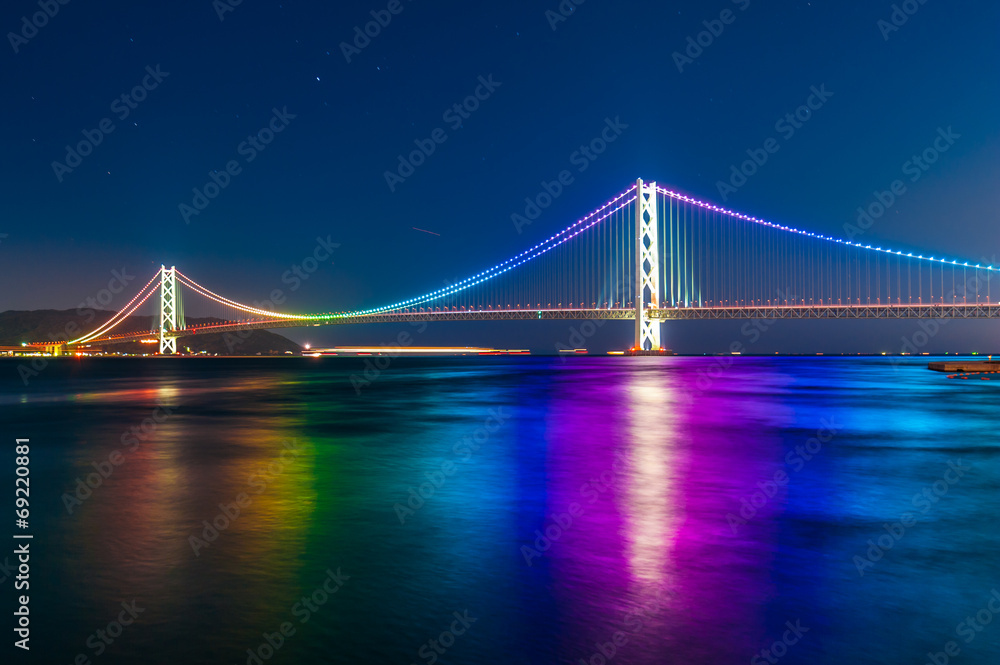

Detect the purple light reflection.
[{"left": 537, "top": 359, "right": 793, "bottom": 663}]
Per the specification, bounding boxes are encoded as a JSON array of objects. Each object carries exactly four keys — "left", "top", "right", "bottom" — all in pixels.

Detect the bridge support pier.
[
  {"left": 159, "top": 265, "right": 181, "bottom": 355},
  {"left": 635, "top": 179, "right": 661, "bottom": 351}
]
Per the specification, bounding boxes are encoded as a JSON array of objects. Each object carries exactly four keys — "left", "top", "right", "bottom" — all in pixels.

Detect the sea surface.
[{"left": 2, "top": 356, "right": 999, "bottom": 665}]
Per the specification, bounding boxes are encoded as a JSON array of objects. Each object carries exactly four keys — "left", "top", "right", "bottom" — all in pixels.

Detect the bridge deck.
[
  {"left": 36, "top": 303, "right": 1000, "bottom": 348},
  {"left": 650, "top": 303, "right": 1000, "bottom": 320}
]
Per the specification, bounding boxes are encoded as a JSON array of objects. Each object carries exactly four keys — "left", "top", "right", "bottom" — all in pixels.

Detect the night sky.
[{"left": 2, "top": 0, "right": 998, "bottom": 352}]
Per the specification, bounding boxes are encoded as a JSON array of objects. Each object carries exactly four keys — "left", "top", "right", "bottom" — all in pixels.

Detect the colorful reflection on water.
[{"left": 3, "top": 356, "right": 998, "bottom": 664}]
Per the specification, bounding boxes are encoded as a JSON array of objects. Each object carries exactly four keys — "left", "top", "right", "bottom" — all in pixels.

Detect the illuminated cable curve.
[
  {"left": 655, "top": 185, "right": 998, "bottom": 274},
  {"left": 62, "top": 180, "right": 1000, "bottom": 348},
  {"left": 174, "top": 271, "right": 317, "bottom": 321},
  {"left": 69, "top": 272, "right": 162, "bottom": 344},
  {"left": 348, "top": 185, "right": 639, "bottom": 316}
]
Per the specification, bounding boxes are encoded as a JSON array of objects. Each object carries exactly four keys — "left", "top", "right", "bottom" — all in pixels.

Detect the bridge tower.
[
  {"left": 635, "top": 178, "right": 661, "bottom": 350},
  {"left": 159, "top": 265, "right": 181, "bottom": 355}
]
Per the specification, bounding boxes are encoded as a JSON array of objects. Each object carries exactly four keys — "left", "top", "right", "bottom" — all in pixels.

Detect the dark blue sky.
[{"left": 2, "top": 0, "right": 998, "bottom": 352}]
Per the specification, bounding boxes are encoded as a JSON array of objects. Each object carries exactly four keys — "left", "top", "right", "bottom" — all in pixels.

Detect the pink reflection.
[
  {"left": 541, "top": 360, "right": 781, "bottom": 663},
  {"left": 623, "top": 366, "right": 681, "bottom": 589},
  {"left": 661, "top": 358, "right": 786, "bottom": 662}
]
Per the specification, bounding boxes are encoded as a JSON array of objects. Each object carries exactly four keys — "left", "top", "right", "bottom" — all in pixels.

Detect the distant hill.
[{"left": 0, "top": 310, "right": 302, "bottom": 356}]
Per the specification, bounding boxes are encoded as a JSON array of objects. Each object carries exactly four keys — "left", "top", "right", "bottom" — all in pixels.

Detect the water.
[{"left": 2, "top": 356, "right": 999, "bottom": 665}]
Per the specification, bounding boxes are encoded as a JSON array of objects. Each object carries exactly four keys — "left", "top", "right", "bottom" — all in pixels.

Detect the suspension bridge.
[{"left": 28, "top": 179, "right": 1000, "bottom": 355}]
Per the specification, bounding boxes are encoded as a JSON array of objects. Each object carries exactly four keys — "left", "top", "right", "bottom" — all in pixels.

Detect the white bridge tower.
[
  {"left": 635, "top": 179, "right": 661, "bottom": 351},
  {"left": 159, "top": 265, "right": 181, "bottom": 355}
]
